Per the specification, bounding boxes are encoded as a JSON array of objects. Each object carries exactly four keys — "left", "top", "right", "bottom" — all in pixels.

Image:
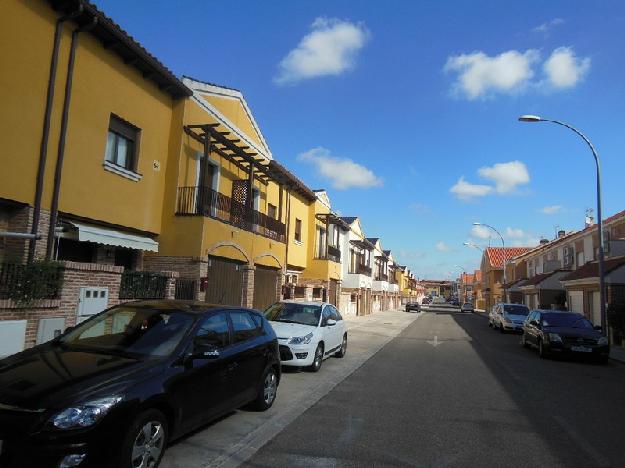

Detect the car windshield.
[
  {"left": 58, "top": 306, "right": 195, "bottom": 357},
  {"left": 542, "top": 313, "right": 594, "bottom": 329},
  {"left": 504, "top": 305, "right": 529, "bottom": 316},
  {"left": 264, "top": 302, "right": 321, "bottom": 327}
]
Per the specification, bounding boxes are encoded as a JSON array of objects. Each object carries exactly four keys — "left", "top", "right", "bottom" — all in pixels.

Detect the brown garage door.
[
  {"left": 205, "top": 256, "right": 244, "bottom": 306},
  {"left": 253, "top": 265, "right": 280, "bottom": 311}
]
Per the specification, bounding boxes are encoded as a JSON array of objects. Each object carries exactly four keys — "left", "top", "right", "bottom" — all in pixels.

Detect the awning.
[{"left": 68, "top": 221, "right": 158, "bottom": 252}]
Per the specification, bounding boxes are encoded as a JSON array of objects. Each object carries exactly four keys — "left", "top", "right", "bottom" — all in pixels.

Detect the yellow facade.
[{"left": 0, "top": 1, "right": 176, "bottom": 236}]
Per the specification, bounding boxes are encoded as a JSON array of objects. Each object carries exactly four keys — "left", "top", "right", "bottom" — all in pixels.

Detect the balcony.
[
  {"left": 356, "top": 263, "right": 372, "bottom": 276},
  {"left": 375, "top": 273, "right": 388, "bottom": 282},
  {"left": 176, "top": 186, "right": 286, "bottom": 243}
]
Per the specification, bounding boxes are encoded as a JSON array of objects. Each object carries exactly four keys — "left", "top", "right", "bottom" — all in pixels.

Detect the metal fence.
[
  {"left": 176, "top": 186, "right": 287, "bottom": 243},
  {"left": 0, "top": 262, "right": 62, "bottom": 301},
  {"left": 119, "top": 271, "right": 168, "bottom": 300},
  {"left": 175, "top": 279, "right": 196, "bottom": 300}
]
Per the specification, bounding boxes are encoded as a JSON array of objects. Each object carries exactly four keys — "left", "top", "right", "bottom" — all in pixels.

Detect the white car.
[{"left": 264, "top": 301, "right": 347, "bottom": 372}]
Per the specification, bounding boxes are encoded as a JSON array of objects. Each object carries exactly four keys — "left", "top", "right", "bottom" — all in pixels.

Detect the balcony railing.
[
  {"left": 356, "top": 263, "right": 372, "bottom": 276},
  {"left": 375, "top": 273, "right": 389, "bottom": 282},
  {"left": 327, "top": 245, "right": 341, "bottom": 263},
  {"left": 176, "top": 186, "right": 286, "bottom": 243}
]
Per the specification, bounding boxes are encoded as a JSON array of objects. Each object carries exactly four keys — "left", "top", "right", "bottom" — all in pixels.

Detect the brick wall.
[
  {"left": 241, "top": 266, "right": 255, "bottom": 308},
  {"left": 144, "top": 255, "right": 208, "bottom": 300}
]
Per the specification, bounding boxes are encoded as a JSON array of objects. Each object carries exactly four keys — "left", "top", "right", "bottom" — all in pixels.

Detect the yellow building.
[
  {"left": 144, "top": 77, "right": 318, "bottom": 310},
  {"left": 0, "top": 0, "right": 190, "bottom": 267}
]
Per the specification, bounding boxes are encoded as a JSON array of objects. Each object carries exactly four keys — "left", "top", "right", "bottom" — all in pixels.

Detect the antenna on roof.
[{"left": 585, "top": 208, "right": 595, "bottom": 228}]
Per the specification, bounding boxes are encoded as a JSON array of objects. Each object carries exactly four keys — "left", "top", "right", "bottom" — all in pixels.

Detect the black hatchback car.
[
  {"left": 521, "top": 310, "right": 610, "bottom": 363},
  {"left": 0, "top": 300, "right": 281, "bottom": 468}
]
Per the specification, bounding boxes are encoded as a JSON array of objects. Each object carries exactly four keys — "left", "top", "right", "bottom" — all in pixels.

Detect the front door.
[
  {"left": 176, "top": 312, "right": 234, "bottom": 431},
  {"left": 227, "top": 310, "right": 266, "bottom": 406}
]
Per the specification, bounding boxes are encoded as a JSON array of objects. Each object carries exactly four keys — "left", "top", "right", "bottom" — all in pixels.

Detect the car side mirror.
[{"left": 326, "top": 319, "right": 337, "bottom": 327}]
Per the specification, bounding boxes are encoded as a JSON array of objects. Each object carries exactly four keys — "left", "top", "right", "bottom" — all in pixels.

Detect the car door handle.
[{"left": 227, "top": 363, "right": 238, "bottom": 372}]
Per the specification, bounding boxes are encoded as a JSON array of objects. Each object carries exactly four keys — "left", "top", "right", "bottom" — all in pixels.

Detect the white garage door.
[
  {"left": 0, "top": 320, "right": 27, "bottom": 357},
  {"left": 569, "top": 291, "right": 584, "bottom": 315},
  {"left": 590, "top": 291, "right": 601, "bottom": 326}
]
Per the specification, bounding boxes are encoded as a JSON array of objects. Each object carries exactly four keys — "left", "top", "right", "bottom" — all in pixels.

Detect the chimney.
[
  {"left": 539, "top": 238, "right": 549, "bottom": 245},
  {"left": 558, "top": 230, "right": 566, "bottom": 238}
]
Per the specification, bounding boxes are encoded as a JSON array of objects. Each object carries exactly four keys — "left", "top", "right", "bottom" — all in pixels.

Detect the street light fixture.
[
  {"left": 463, "top": 241, "right": 484, "bottom": 252},
  {"left": 473, "top": 222, "right": 508, "bottom": 304},
  {"left": 518, "top": 114, "right": 607, "bottom": 333}
]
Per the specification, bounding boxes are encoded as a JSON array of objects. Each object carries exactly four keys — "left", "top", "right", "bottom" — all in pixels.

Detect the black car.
[
  {"left": 521, "top": 310, "right": 610, "bottom": 363},
  {"left": 405, "top": 302, "right": 421, "bottom": 312},
  {"left": 0, "top": 300, "right": 281, "bottom": 468}
]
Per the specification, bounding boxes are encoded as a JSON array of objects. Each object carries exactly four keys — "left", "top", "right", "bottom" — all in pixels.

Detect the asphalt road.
[{"left": 245, "top": 308, "right": 625, "bottom": 467}]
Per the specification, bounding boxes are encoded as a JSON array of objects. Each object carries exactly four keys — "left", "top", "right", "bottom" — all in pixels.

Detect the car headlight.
[
  {"left": 288, "top": 332, "right": 313, "bottom": 345},
  {"left": 51, "top": 396, "right": 122, "bottom": 429},
  {"left": 598, "top": 337, "right": 609, "bottom": 345},
  {"left": 548, "top": 333, "right": 562, "bottom": 343}
]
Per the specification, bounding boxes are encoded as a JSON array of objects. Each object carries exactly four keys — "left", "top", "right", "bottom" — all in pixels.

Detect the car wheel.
[
  {"left": 335, "top": 334, "right": 347, "bottom": 358},
  {"left": 538, "top": 339, "right": 549, "bottom": 359},
  {"left": 250, "top": 366, "right": 278, "bottom": 411},
  {"left": 308, "top": 343, "right": 324, "bottom": 372},
  {"left": 121, "top": 409, "right": 168, "bottom": 468},
  {"left": 521, "top": 333, "right": 530, "bottom": 348}
]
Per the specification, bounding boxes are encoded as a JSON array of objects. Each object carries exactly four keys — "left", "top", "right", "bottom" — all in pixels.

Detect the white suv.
[{"left": 264, "top": 301, "right": 347, "bottom": 372}]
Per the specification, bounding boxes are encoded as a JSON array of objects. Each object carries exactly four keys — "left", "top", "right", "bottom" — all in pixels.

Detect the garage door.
[
  {"left": 205, "top": 256, "right": 244, "bottom": 306},
  {"left": 569, "top": 291, "right": 584, "bottom": 315},
  {"left": 253, "top": 265, "right": 280, "bottom": 311}
]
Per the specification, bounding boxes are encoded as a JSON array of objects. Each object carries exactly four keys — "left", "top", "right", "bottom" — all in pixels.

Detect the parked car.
[
  {"left": 492, "top": 303, "right": 530, "bottom": 333},
  {"left": 421, "top": 297, "right": 432, "bottom": 305},
  {"left": 460, "top": 302, "right": 474, "bottom": 313},
  {"left": 264, "top": 301, "right": 347, "bottom": 372},
  {"left": 0, "top": 300, "right": 281, "bottom": 468},
  {"left": 521, "top": 310, "right": 609, "bottom": 363},
  {"left": 449, "top": 299, "right": 460, "bottom": 306},
  {"left": 405, "top": 302, "right": 421, "bottom": 312}
]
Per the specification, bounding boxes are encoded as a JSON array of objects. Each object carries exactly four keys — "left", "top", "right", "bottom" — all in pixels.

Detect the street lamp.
[
  {"left": 463, "top": 241, "right": 484, "bottom": 252},
  {"left": 473, "top": 222, "right": 507, "bottom": 304},
  {"left": 519, "top": 114, "right": 607, "bottom": 333}
]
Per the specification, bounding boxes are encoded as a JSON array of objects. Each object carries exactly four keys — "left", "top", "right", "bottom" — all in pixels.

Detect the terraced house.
[{"left": 0, "top": 0, "right": 413, "bottom": 355}]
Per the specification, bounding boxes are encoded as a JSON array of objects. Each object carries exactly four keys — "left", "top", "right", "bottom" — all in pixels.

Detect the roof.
[
  {"left": 366, "top": 237, "right": 380, "bottom": 244},
  {"left": 268, "top": 160, "right": 316, "bottom": 201},
  {"left": 561, "top": 255, "right": 625, "bottom": 282},
  {"left": 486, "top": 247, "right": 532, "bottom": 269},
  {"left": 47, "top": 0, "right": 192, "bottom": 99},
  {"left": 383, "top": 250, "right": 391, "bottom": 256},
  {"left": 339, "top": 217, "right": 358, "bottom": 225},
  {"left": 461, "top": 273, "right": 474, "bottom": 284},
  {"left": 518, "top": 270, "right": 569, "bottom": 288}
]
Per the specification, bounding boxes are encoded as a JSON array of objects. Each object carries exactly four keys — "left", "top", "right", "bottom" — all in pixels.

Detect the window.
[
  {"left": 57, "top": 238, "right": 95, "bottom": 263},
  {"left": 104, "top": 114, "right": 140, "bottom": 171},
  {"left": 294, "top": 219, "right": 302, "bottom": 243},
  {"left": 268, "top": 203, "right": 277, "bottom": 219},
  {"left": 317, "top": 227, "right": 327, "bottom": 258},
  {"left": 195, "top": 313, "right": 230, "bottom": 348},
  {"left": 230, "top": 311, "right": 261, "bottom": 343}
]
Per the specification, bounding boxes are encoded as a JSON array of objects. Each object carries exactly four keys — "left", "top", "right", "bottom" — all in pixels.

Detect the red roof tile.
[
  {"left": 486, "top": 247, "right": 532, "bottom": 269},
  {"left": 561, "top": 255, "right": 625, "bottom": 282}
]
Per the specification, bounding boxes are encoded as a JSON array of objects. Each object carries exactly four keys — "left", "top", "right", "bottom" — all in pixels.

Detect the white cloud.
[
  {"left": 275, "top": 18, "right": 369, "bottom": 85},
  {"left": 471, "top": 225, "right": 492, "bottom": 240},
  {"left": 435, "top": 241, "right": 451, "bottom": 252},
  {"left": 540, "top": 205, "right": 563, "bottom": 215},
  {"left": 506, "top": 227, "right": 525, "bottom": 238},
  {"left": 543, "top": 47, "right": 590, "bottom": 89},
  {"left": 297, "top": 147, "right": 382, "bottom": 190},
  {"left": 450, "top": 176, "right": 493, "bottom": 200},
  {"left": 533, "top": 18, "right": 565, "bottom": 34},
  {"left": 444, "top": 49, "right": 539, "bottom": 99},
  {"left": 478, "top": 161, "right": 530, "bottom": 193},
  {"left": 512, "top": 238, "right": 540, "bottom": 247}
]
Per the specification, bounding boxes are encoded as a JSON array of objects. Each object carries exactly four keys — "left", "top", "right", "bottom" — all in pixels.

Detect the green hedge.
[{"left": 0, "top": 261, "right": 63, "bottom": 303}]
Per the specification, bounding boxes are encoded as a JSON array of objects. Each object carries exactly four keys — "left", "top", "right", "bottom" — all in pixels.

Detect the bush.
[{"left": 0, "top": 261, "right": 63, "bottom": 303}]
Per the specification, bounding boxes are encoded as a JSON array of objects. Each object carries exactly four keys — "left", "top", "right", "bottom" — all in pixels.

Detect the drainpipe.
[
  {"left": 28, "top": 5, "right": 83, "bottom": 263},
  {"left": 46, "top": 17, "right": 98, "bottom": 260}
]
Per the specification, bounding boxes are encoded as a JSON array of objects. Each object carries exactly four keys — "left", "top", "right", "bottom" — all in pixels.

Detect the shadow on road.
[{"left": 451, "top": 312, "right": 625, "bottom": 467}]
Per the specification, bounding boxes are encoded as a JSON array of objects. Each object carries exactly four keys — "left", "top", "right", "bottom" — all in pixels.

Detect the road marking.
[{"left": 426, "top": 335, "right": 444, "bottom": 347}]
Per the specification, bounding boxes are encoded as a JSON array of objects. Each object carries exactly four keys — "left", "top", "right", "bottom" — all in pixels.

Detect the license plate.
[{"left": 571, "top": 346, "right": 592, "bottom": 353}]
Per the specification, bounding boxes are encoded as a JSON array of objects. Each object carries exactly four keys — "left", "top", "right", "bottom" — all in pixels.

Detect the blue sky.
[{"left": 94, "top": 0, "right": 625, "bottom": 279}]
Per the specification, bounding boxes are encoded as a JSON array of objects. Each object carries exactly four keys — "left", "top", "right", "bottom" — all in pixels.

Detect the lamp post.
[
  {"left": 519, "top": 114, "right": 607, "bottom": 333},
  {"left": 463, "top": 241, "right": 484, "bottom": 252},
  {"left": 473, "top": 222, "right": 507, "bottom": 305}
]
